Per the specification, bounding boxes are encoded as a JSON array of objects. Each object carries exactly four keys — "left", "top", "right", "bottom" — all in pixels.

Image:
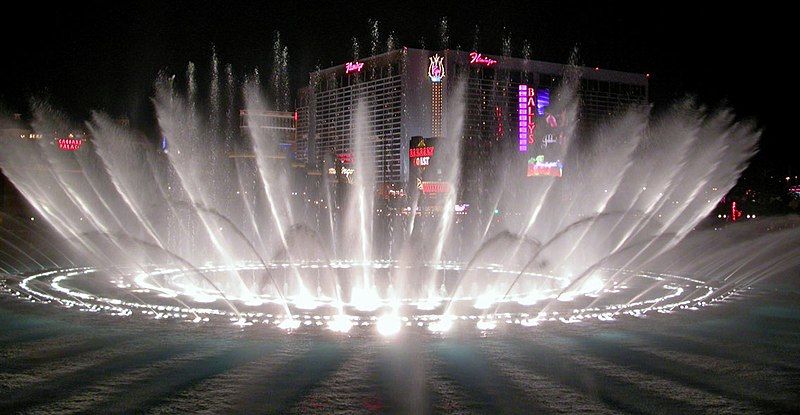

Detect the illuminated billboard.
[
  {"left": 57, "top": 135, "right": 82, "bottom": 151},
  {"left": 527, "top": 155, "right": 563, "bottom": 177},
  {"left": 429, "top": 54, "right": 444, "bottom": 136},
  {"left": 517, "top": 85, "right": 536, "bottom": 152},
  {"left": 336, "top": 153, "right": 353, "bottom": 164},
  {"left": 526, "top": 88, "right": 567, "bottom": 178},
  {"left": 536, "top": 89, "right": 550, "bottom": 116},
  {"left": 418, "top": 179, "right": 450, "bottom": 194},
  {"left": 410, "top": 136, "right": 450, "bottom": 196},
  {"left": 409, "top": 137, "right": 435, "bottom": 167},
  {"left": 428, "top": 54, "right": 445, "bottom": 82}
]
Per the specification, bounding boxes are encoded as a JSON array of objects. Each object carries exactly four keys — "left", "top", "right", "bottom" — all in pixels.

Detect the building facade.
[
  {"left": 295, "top": 48, "right": 648, "bottom": 195},
  {"left": 239, "top": 109, "right": 297, "bottom": 157}
]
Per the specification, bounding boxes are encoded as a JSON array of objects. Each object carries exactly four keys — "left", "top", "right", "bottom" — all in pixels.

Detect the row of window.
[{"left": 312, "top": 73, "right": 405, "bottom": 182}]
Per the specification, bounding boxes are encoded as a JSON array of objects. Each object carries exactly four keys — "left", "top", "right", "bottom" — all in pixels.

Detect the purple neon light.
[
  {"left": 537, "top": 89, "right": 550, "bottom": 116},
  {"left": 518, "top": 85, "right": 529, "bottom": 152}
]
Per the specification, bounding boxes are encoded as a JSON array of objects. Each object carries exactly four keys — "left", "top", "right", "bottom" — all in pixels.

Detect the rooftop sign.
[
  {"left": 469, "top": 51, "right": 497, "bottom": 67},
  {"left": 345, "top": 61, "right": 364, "bottom": 74}
]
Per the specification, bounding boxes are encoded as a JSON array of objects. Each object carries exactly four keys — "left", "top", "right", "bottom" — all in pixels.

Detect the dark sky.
[{"left": 1, "top": 1, "right": 792, "bottom": 170}]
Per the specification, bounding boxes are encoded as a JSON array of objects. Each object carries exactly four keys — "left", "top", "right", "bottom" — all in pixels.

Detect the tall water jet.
[
  {"left": 521, "top": 39, "right": 532, "bottom": 60},
  {"left": 270, "top": 32, "right": 290, "bottom": 111},
  {"left": 439, "top": 17, "right": 449, "bottom": 50},
  {"left": 209, "top": 45, "right": 221, "bottom": 133},
  {"left": 386, "top": 30, "right": 396, "bottom": 52},
  {"left": 348, "top": 100, "right": 379, "bottom": 310},
  {"left": 369, "top": 19, "right": 380, "bottom": 57}
]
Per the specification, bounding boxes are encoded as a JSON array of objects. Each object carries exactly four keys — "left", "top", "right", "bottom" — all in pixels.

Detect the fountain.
[{"left": 2, "top": 58, "right": 799, "bottom": 337}]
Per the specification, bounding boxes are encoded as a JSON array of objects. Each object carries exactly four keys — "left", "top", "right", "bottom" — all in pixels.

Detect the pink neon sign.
[
  {"left": 527, "top": 155, "right": 563, "bottom": 177},
  {"left": 337, "top": 153, "right": 353, "bottom": 164},
  {"left": 518, "top": 85, "right": 535, "bottom": 152},
  {"left": 469, "top": 51, "right": 497, "bottom": 66},
  {"left": 421, "top": 181, "right": 450, "bottom": 194},
  {"left": 57, "top": 137, "right": 82, "bottom": 151},
  {"left": 428, "top": 54, "right": 445, "bottom": 82},
  {"left": 345, "top": 61, "right": 364, "bottom": 74},
  {"left": 527, "top": 89, "right": 536, "bottom": 146}
]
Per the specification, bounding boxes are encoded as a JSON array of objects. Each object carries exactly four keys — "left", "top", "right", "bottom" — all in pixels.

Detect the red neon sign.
[
  {"left": 731, "top": 201, "right": 742, "bottom": 222},
  {"left": 469, "top": 52, "right": 497, "bottom": 66},
  {"left": 57, "top": 137, "right": 82, "bottom": 151},
  {"left": 421, "top": 181, "right": 450, "bottom": 194},
  {"left": 410, "top": 138, "right": 435, "bottom": 167},
  {"left": 337, "top": 153, "right": 353, "bottom": 164},
  {"left": 527, "top": 156, "right": 563, "bottom": 177},
  {"left": 409, "top": 146, "right": 434, "bottom": 158},
  {"left": 345, "top": 61, "right": 364, "bottom": 74}
]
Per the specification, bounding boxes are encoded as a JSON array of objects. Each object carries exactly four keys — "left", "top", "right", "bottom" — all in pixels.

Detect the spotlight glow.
[
  {"left": 278, "top": 318, "right": 301, "bottom": 331},
  {"left": 428, "top": 316, "right": 455, "bottom": 333},
  {"left": 376, "top": 314, "right": 402, "bottom": 336},
  {"left": 327, "top": 315, "right": 354, "bottom": 333},
  {"left": 351, "top": 285, "right": 383, "bottom": 312}
]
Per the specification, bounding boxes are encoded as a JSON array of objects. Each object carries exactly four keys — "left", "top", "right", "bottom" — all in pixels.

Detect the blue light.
[{"left": 537, "top": 89, "right": 550, "bottom": 116}]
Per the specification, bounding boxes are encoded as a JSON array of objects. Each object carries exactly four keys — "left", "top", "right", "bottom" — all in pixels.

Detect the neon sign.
[
  {"left": 409, "top": 146, "right": 434, "bottom": 158},
  {"left": 428, "top": 54, "right": 445, "bottom": 82},
  {"left": 345, "top": 61, "right": 364, "bottom": 74},
  {"left": 518, "top": 85, "right": 536, "bottom": 152},
  {"left": 731, "top": 201, "right": 742, "bottom": 222},
  {"left": 518, "top": 85, "right": 528, "bottom": 152},
  {"left": 527, "top": 92, "right": 537, "bottom": 147},
  {"left": 57, "top": 136, "right": 82, "bottom": 151},
  {"left": 328, "top": 167, "right": 355, "bottom": 176},
  {"left": 527, "top": 155, "right": 563, "bottom": 177},
  {"left": 536, "top": 89, "right": 550, "bottom": 116},
  {"left": 337, "top": 153, "right": 353, "bottom": 164},
  {"left": 328, "top": 166, "right": 355, "bottom": 184},
  {"left": 469, "top": 51, "right": 497, "bottom": 66},
  {"left": 420, "top": 181, "right": 450, "bottom": 194},
  {"left": 410, "top": 138, "right": 435, "bottom": 167}
]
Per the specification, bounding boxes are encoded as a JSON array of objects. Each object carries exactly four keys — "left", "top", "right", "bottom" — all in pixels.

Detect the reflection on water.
[{"left": 2, "top": 285, "right": 798, "bottom": 414}]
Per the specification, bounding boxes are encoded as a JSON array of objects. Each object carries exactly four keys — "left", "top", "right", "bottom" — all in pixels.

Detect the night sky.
[{"left": 1, "top": 1, "right": 791, "bottom": 170}]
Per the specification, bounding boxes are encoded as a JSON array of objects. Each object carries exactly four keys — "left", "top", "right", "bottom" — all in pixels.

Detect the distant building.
[
  {"left": 296, "top": 48, "right": 648, "bottom": 199},
  {"left": 294, "top": 88, "right": 311, "bottom": 164},
  {"left": 239, "top": 109, "right": 297, "bottom": 158}
]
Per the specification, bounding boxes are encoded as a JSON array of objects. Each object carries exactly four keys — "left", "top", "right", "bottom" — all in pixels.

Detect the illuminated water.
[
  {"left": 1, "top": 59, "right": 799, "bottom": 332},
  {"left": 2, "top": 57, "right": 800, "bottom": 412},
  {"left": 1, "top": 285, "right": 799, "bottom": 413}
]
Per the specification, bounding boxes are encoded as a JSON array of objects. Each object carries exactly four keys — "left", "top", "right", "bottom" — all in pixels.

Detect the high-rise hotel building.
[{"left": 295, "top": 48, "right": 648, "bottom": 192}]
